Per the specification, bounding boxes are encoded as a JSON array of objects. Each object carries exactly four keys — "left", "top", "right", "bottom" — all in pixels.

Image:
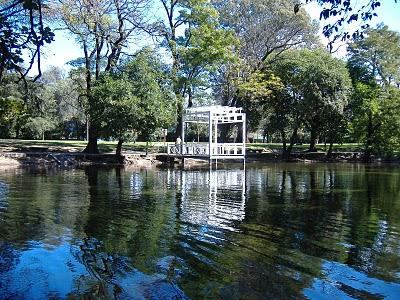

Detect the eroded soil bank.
[{"left": 0, "top": 152, "right": 161, "bottom": 168}]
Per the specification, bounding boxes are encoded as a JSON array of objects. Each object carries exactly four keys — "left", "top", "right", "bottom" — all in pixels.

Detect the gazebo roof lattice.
[{"left": 183, "top": 106, "right": 244, "bottom": 124}]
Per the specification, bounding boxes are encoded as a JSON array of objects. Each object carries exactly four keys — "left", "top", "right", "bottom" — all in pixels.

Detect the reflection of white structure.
[
  {"left": 178, "top": 168, "right": 246, "bottom": 231},
  {"left": 167, "top": 106, "right": 246, "bottom": 160}
]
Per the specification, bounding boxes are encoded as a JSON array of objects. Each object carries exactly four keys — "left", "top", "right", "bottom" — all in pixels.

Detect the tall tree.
[
  {"left": 157, "top": 0, "right": 237, "bottom": 137},
  {"left": 214, "top": 0, "right": 319, "bottom": 68},
  {"left": 54, "top": 0, "right": 150, "bottom": 153},
  {"left": 212, "top": 0, "right": 318, "bottom": 108},
  {"left": 92, "top": 48, "right": 176, "bottom": 155},
  {"left": 270, "top": 49, "right": 352, "bottom": 155},
  {"left": 37, "top": 66, "right": 85, "bottom": 139},
  {"left": 0, "top": 74, "right": 27, "bottom": 137},
  {"left": 348, "top": 25, "right": 400, "bottom": 87},
  {"left": 347, "top": 25, "right": 400, "bottom": 160}
]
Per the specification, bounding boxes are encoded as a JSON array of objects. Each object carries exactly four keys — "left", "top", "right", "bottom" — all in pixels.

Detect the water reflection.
[
  {"left": 305, "top": 260, "right": 400, "bottom": 299},
  {"left": 173, "top": 168, "right": 246, "bottom": 231},
  {"left": 0, "top": 164, "right": 399, "bottom": 299}
]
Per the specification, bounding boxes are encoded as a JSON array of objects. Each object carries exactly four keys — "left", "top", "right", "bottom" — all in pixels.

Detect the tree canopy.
[
  {"left": 268, "top": 48, "right": 352, "bottom": 155},
  {"left": 92, "top": 49, "right": 176, "bottom": 155},
  {"left": 347, "top": 25, "right": 400, "bottom": 160}
]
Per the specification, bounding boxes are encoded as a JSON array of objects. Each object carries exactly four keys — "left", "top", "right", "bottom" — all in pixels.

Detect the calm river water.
[{"left": 0, "top": 163, "right": 399, "bottom": 299}]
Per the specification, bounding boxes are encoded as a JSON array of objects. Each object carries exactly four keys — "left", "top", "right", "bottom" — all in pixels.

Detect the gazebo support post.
[
  {"left": 242, "top": 114, "right": 246, "bottom": 159},
  {"left": 181, "top": 117, "right": 185, "bottom": 156},
  {"left": 208, "top": 111, "right": 212, "bottom": 159},
  {"left": 214, "top": 119, "right": 218, "bottom": 156}
]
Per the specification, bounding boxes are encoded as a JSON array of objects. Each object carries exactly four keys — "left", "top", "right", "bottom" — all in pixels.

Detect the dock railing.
[{"left": 167, "top": 143, "right": 245, "bottom": 158}]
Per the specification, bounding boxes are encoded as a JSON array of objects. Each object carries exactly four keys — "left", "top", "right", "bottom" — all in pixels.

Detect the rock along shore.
[{"left": 0, "top": 152, "right": 161, "bottom": 168}]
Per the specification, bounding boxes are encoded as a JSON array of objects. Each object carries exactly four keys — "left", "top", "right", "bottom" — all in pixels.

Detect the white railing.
[
  {"left": 168, "top": 143, "right": 245, "bottom": 157},
  {"left": 168, "top": 143, "right": 208, "bottom": 155},
  {"left": 211, "top": 143, "right": 244, "bottom": 156}
]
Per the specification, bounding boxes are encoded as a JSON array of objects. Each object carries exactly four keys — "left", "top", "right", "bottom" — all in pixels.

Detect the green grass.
[
  {"left": 0, "top": 139, "right": 365, "bottom": 154},
  {"left": 0, "top": 139, "right": 168, "bottom": 153}
]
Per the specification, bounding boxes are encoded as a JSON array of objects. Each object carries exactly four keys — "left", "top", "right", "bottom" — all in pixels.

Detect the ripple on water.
[
  {"left": 0, "top": 165, "right": 399, "bottom": 299},
  {"left": 304, "top": 260, "right": 400, "bottom": 300}
]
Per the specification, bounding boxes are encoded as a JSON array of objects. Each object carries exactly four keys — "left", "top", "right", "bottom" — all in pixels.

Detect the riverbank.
[
  {"left": 0, "top": 139, "right": 398, "bottom": 168},
  {"left": 0, "top": 152, "right": 161, "bottom": 168},
  {"left": 1, "top": 150, "right": 399, "bottom": 169}
]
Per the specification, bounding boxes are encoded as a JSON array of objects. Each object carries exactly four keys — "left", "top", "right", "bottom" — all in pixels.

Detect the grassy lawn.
[
  {"left": 0, "top": 139, "right": 364, "bottom": 154},
  {"left": 0, "top": 139, "right": 167, "bottom": 153}
]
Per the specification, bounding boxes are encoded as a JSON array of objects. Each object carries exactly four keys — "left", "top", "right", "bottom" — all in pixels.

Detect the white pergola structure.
[{"left": 168, "top": 105, "right": 246, "bottom": 160}]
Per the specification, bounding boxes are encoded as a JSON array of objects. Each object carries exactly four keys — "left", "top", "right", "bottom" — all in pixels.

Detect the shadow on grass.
[{"left": 0, "top": 139, "right": 165, "bottom": 154}]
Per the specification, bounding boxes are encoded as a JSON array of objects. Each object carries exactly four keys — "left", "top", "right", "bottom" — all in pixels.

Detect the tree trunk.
[
  {"left": 15, "top": 122, "right": 20, "bottom": 138},
  {"left": 327, "top": 141, "right": 334, "bottom": 159},
  {"left": 188, "top": 86, "right": 193, "bottom": 108},
  {"left": 287, "top": 128, "right": 298, "bottom": 155},
  {"left": 308, "top": 127, "right": 318, "bottom": 152},
  {"left": 83, "top": 124, "right": 99, "bottom": 154},
  {"left": 363, "top": 112, "right": 374, "bottom": 162},
  {"left": 281, "top": 129, "right": 287, "bottom": 153},
  {"left": 175, "top": 110, "right": 183, "bottom": 139},
  {"left": 116, "top": 139, "right": 124, "bottom": 156},
  {"left": 219, "top": 123, "right": 231, "bottom": 142},
  {"left": 82, "top": 39, "right": 99, "bottom": 154},
  {"left": 283, "top": 127, "right": 298, "bottom": 159}
]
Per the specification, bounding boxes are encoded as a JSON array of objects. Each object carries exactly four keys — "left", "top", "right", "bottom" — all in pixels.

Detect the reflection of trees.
[
  {"left": 344, "top": 167, "right": 400, "bottom": 281},
  {"left": 82, "top": 166, "right": 178, "bottom": 272},
  {"left": 75, "top": 167, "right": 188, "bottom": 298},
  {"left": 236, "top": 164, "right": 400, "bottom": 298},
  {"left": 0, "top": 164, "right": 399, "bottom": 298},
  {"left": 0, "top": 168, "right": 89, "bottom": 244}
]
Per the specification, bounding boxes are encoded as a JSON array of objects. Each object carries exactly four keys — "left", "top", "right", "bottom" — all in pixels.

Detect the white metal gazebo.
[{"left": 168, "top": 106, "right": 246, "bottom": 160}]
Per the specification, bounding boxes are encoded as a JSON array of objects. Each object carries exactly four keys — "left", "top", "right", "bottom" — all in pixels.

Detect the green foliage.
[
  {"left": 348, "top": 25, "right": 400, "bottom": 86},
  {"left": 123, "top": 49, "right": 176, "bottom": 140},
  {"left": 0, "top": 66, "right": 87, "bottom": 140},
  {"left": 54, "top": 0, "right": 151, "bottom": 152},
  {"left": 212, "top": 0, "right": 319, "bottom": 124},
  {"left": 268, "top": 49, "right": 352, "bottom": 152},
  {"left": 92, "top": 48, "right": 176, "bottom": 145},
  {"left": 22, "top": 116, "right": 57, "bottom": 140},
  {"left": 0, "top": 95, "right": 27, "bottom": 138},
  {"left": 236, "top": 71, "right": 283, "bottom": 102},
  {"left": 159, "top": 0, "right": 238, "bottom": 106},
  {"left": 350, "top": 83, "right": 400, "bottom": 157},
  {"left": 235, "top": 68, "right": 283, "bottom": 132},
  {"left": 0, "top": 74, "right": 28, "bottom": 138},
  {"left": 92, "top": 74, "right": 138, "bottom": 140},
  {"left": 348, "top": 25, "right": 400, "bottom": 159}
]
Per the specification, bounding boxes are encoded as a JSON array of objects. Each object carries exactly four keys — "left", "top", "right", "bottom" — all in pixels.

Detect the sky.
[{"left": 38, "top": 0, "right": 400, "bottom": 73}]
